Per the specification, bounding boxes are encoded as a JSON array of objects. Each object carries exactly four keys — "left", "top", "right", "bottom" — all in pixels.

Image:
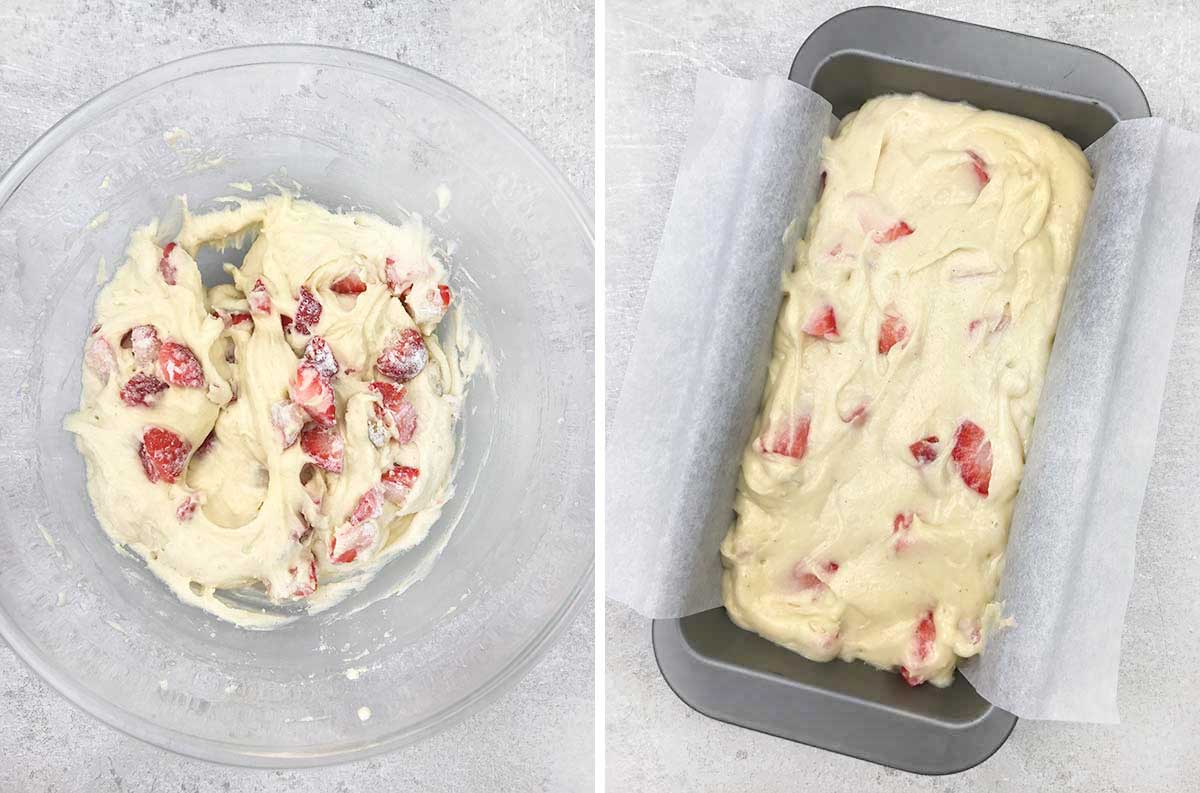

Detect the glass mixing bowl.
[{"left": 0, "top": 45, "right": 593, "bottom": 766}]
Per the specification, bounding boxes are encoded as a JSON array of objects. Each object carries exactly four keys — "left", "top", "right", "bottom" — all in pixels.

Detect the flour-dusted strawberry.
[
  {"left": 158, "top": 341, "right": 205, "bottom": 388},
  {"left": 384, "top": 256, "right": 414, "bottom": 296},
  {"left": 138, "top": 426, "right": 191, "bottom": 484},
  {"left": 369, "top": 381, "right": 418, "bottom": 444},
  {"left": 303, "top": 336, "right": 339, "bottom": 378},
  {"left": 968, "top": 150, "right": 989, "bottom": 186},
  {"left": 84, "top": 335, "right": 117, "bottom": 381},
  {"left": 404, "top": 285, "right": 451, "bottom": 325},
  {"left": 909, "top": 435, "right": 940, "bottom": 465},
  {"left": 292, "top": 286, "right": 322, "bottom": 335},
  {"left": 130, "top": 325, "right": 161, "bottom": 367},
  {"left": 330, "top": 519, "right": 378, "bottom": 565},
  {"left": 282, "top": 557, "right": 319, "bottom": 599},
  {"left": 330, "top": 273, "right": 368, "bottom": 295},
  {"left": 270, "top": 400, "right": 307, "bottom": 448},
  {"left": 379, "top": 464, "right": 419, "bottom": 505},
  {"left": 159, "top": 242, "right": 178, "bottom": 285},
  {"left": 878, "top": 313, "right": 909, "bottom": 355},
  {"left": 951, "top": 420, "right": 992, "bottom": 497},
  {"left": 120, "top": 372, "right": 169, "bottom": 407},
  {"left": 872, "top": 221, "right": 914, "bottom": 244},
  {"left": 248, "top": 278, "right": 272, "bottom": 314},
  {"left": 802, "top": 305, "right": 839, "bottom": 340},
  {"left": 300, "top": 424, "right": 344, "bottom": 473},
  {"left": 757, "top": 414, "right": 811, "bottom": 460},
  {"left": 176, "top": 495, "right": 199, "bottom": 522},
  {"left": 375, "top": 328, "right": 428, "bottom": 383},
  {"left": 290, "top": 364, "right": 336, "bottom": 427},
  {"left": 349, "top": 485, "right": 383, "bottom": 526}
]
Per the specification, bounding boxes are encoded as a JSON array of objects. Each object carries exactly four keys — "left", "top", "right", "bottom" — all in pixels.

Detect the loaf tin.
[{"left": 652, "top": 6, "right": 1150, "bottom": 775}]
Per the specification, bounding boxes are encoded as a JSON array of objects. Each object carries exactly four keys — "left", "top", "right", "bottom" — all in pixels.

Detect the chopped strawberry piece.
[
  {"left": 367, "top": 414, "right": 389, "bottom": 447},
  {"left": 899, "top": 666, "right": 924, "bottom": 687},
  {"left": 802, "top": 305, "right": 839, "bottom": 340},
  {"left": 300, "top": 424, "right": 344, "bottom": 473},
  {"left": 909, "top": 435, "right": 940, "bottom": 465},
  {"left": 841, "top": 401, "right": 868, "bottom": 425},
  {"left": 759, "top": 414, "right": 811, "bottom": 460},
  {"left": 176, "top": 495, "right": 199, "bottom": 522},
  {"left": 84, "top": 336, "right": 117, "bottom": 381},
  {"left": 288, "top": 557, "right": 320, "bottom": 598},
  {"left": 270, "top": 400, "right": 307, "bottom": 448},
  {"left": 349, "top": 486, "right": 383, "bottom": 525},
  {"left": 824, "top": 561, "right": 839, "bottom": 574},
  {"left": 195, "top": 430, "right": 216, "bottom": 457},
  {"left": 968, "top": 150, "right": 989, "bottom": 186},
  {"left": 893, "top": 512, "right": 914, "bottom": 533},
  {"left": 368, "top": 381, "right": 405, "bottom": 413},
  {"left": 384, "top": 256, "right": 414, "bottom": 296},
  {"left": 330, "top": 518, "right": 378, "bottom": 565},
  {"left": 303, "top": 336, "right": 339, "bottom": 378},
  {"left": 290, "top": 364, "right": 336, "bottom": 427},
  {"left": 130, "top": 325, "right": 161, "bottom": 367},
  {"left": 873, "top": 221, "right": 914, "bottom": 243},
  {"left": 914, "top": 610, "right": 936, "bottom": 660},
  {"left": 292, "top": 286, "right": 322, "bottom": 335},
  {"left": 380, "top": 464, "right": 420, "bottom": 505},
  {"left": 138, "top": 426, "right": 191, "bottom": 484},
  {"left": 229, "top": 312, "right": 252, "bottom": 325},
  {"left": 120, "top": 372, "right": 169, "bottom": 406},
  {"left": 330, "top": 273, "right": 368, "bottom": 294},
  {"left": 375, "top": 328, "right": 428, "bottom": 383},
  {"left": 438, "top": 284, "right": 452, "bottom": 307},
  {"left": 248, "top": 278, "right": 272, "bottom": 314},
  {"left": 158, "top": 341, "right": 205, "bottom": 388},
  {"left": 159, "top": 242, "right": 178, "bottom": 285},
  {"left": 878, "top": 313, "right": 909, "bottom": 355},
  {"left": 280, "top": 314, "right": 293, "bottom": 334},
  {"left": 368, "top": 381, "right": 418, "bottom": 444},
  {"left": 951, "top": 420, "right": 992, "bottom": 497}
]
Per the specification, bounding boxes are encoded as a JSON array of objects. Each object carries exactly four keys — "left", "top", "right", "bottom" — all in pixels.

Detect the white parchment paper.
[{"left": 606, "top": 73, "right": 1200, "bottom": 722}]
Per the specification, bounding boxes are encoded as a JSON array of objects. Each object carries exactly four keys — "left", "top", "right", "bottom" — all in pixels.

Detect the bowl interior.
[{"left": 0, "top": 47, "right": 592, "bottom": 765}]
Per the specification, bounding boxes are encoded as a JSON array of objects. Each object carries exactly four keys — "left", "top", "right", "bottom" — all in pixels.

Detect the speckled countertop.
[
  {"left": 0, "top": 1, "right": 593, "bottom": 791},
  {"left": 607, "top": 1, "right": 1200, "bottom": 791}
]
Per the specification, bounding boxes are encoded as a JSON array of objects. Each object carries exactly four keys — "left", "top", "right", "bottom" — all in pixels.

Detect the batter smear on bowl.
[
  {"left": 720, "top": 95, "right": 1093, "bottom": 686},
  {"left": 66, "top": 194, "right": 465, "bottom": 626}
]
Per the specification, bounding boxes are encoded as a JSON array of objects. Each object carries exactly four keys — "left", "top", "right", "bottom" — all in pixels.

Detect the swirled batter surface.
[
  {"left": 67, "top": 194, "right": 465, "bottom": 627},
  {"left": 721, "top": 94, "right": 1092, "bottom": 685}
]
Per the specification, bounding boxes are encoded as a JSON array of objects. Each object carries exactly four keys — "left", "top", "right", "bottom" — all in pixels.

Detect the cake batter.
[
  {"left": 721, "top": 94, "right": 1092, "bottom": 685},
  {"left": 67, "top": 194, "right": 465, "bottom": 627}
]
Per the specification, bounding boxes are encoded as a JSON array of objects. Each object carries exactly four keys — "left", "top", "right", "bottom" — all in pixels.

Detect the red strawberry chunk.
[
  {"left": 138, "top": 426, "right": 191, "bottom": 484},
  {"left": 303, "top": 336, "right": 339, "bottom": 378},
  {"left": 120, "top": 372, "right": 169, "bottom": 407},
  {"left": 968, "top": 151, "right": 989, "bottom": 186},
  {"left": 438, "top": 284, "right": 452, "bottom": 307},
  {"left": 284, "top": 557, "right": 320, "bottom": 599},
  {"left": 300, "top": 424, "right": 344, "bottom": 473},
  {"left": 380, "top": 464, "right": 420, "bottom": 505},
  {"left": 158, "top": 341, "right": 205, "bottom": 388},
  {"left": 893, "top": 512, "right": 914, "bottom": 533},
  {"left": 349, "top": 485, "right": 383, "bottom": 526},
  {"left": 280, "top": 315, "right": 293, "bottom": 334},
  {"left": 292, "top": 286, "right": 322, "bottom": 335},
  {"left": 84, "top": 336, "right": 117, "bottom": 381},
  {"left": 376, "top": 328, "right": 428, "bottom": 383},
  {"left": 176, "top": 495, "right": 199, "bottom": 522},
  {"left": 951, "top": 420, "right": 992, "bottom": 497},
  {"left": 330, "top": 518, "right": 378, "bottom": 565},
  {"left": 823, "top": 561, "right": 839, "bottom": 574},
  {"left": 914, "top": 610, "right": 936, "bottom": 660},
  {"left": 368, "top": 381, "right": 405, "bottom": 414},
  {"left": 385, "top": 256, "right": 415, "bottom": 296},
  {"left": 759, "top": 414, "right": 811, "bottom": 460},
  {"left": 900, "top": 666, "right": 924, "bottom": 687},
  {"left": 909, "top": 435, "right": 940, "bottom": 465},
  {"left": 229, "top": 312, "right": 252, "bottom": 326},
  {"left": 802, "top": 305, "right": 839, "bottom": 340},
  {"left": 130, "top": 325, "right": 161, "bottom": 367},
  {"left": 330, "top": 273, "right": 368, "bottom": 294},
  {"left": 270, "top": 400, "right": 307, "bottom": 448},
  {"left": 159, "top": 242, "right": 178, "bottom": 285},
  {"left": 290, "top": 364, "right": 336, "bottom": 427},
  {"left": 878, "top": 314, "right": 909, "bottom": 355},
  {"left": 873, "top": 221, "right": 914, "bottom": 243},
  {"left": 369, "top": 381, "right": 418, "bottom": 444},
  {"left": 248, "top": 278, "right": 272, "bottom": 314}
]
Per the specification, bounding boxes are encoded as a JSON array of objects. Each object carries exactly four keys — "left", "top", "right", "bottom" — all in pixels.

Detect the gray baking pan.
[{"left": 652, "top": 5, "right": 1150, "bottom": 776}]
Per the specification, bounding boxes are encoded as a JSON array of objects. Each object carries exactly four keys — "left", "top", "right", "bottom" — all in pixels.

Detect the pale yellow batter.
[
  {"left": 721, "top": 94, "right": 1092, "bottom": 686},
  {"left": 67, "top": 194, "right": 465, "bottom": 627}
]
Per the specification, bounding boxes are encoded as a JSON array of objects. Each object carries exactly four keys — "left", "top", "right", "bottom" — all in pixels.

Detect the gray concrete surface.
[
  {"left": 0, "top": 1, "right": 594, "bottom": 791},
  {"left": 606, "top": 1, "right": 1200, "bottom": 790}
]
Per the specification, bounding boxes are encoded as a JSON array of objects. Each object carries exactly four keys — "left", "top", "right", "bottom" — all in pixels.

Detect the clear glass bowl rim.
[{"left": 0, "top": 43, "right": 595, "bottom": 768}]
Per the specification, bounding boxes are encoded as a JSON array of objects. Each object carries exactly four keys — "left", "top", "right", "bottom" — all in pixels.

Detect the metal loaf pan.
[{"left": 652, "top": 5, "right": 1150, "bottom": 776}]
